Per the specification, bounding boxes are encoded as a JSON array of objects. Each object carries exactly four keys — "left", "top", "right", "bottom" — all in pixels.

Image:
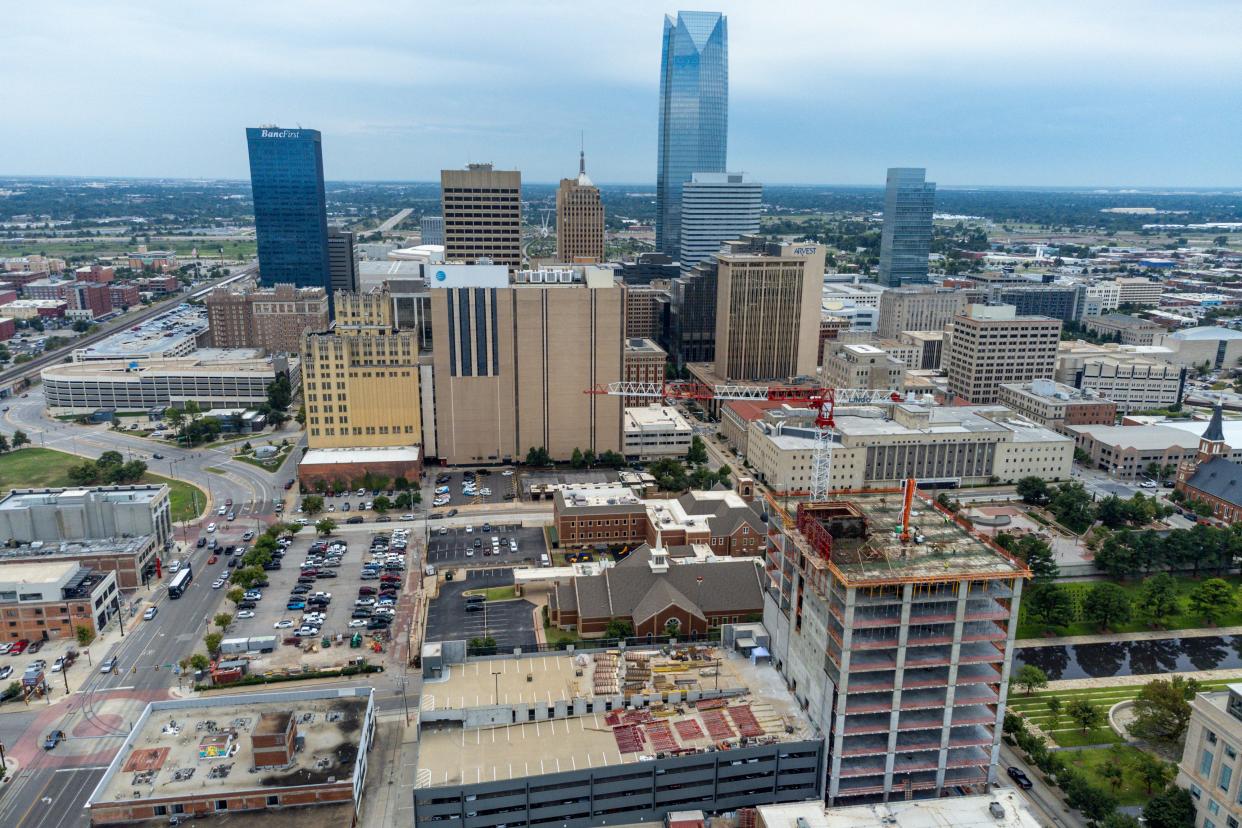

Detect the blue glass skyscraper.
[
  {"left": 246, "top": 127, "right": 331, "bottom": 295},
  {"left": 656, "top": 11, "right": 728, "bottom": 261},
  {"left": 877, "top": 167, "right": 936, "bottom": 287}
]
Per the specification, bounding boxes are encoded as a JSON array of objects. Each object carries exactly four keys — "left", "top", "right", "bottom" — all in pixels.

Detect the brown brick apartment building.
[{"left": 0, "top": 562, "right": 118, "bottom": 643}]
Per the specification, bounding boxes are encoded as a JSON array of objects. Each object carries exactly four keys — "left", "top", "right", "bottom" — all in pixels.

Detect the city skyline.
[{"left": 3, "top": 1, "right": 1241, "bottom": 187}]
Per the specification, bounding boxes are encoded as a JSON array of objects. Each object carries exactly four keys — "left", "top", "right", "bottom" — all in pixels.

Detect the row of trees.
[
  {"left": 307, "top": 473, "right": 417, "bottom": 496},
  {"left": 0, "top": 430, "right": 30, "bottom": 454},
  {"left": 67, "top": 450, "right": 146, "bottom": 486},
  {"left": 1028, "top": 572, "right": 1237, "bottom": 632},
  {"left": 1017, "top": 477, "right": 1172, "bottom": 533},
  {"left": 1094, "top": 523, "right": 1242, "bottom": 579}
]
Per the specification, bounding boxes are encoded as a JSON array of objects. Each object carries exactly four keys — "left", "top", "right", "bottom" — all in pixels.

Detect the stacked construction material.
[
  {"left": 623, "top": 651, "right": 651, "bottom": 691},
  {"left": 726, "top": 704, "right": 765, "bottom": 738},
  {"left": 592, "top": 652, "right": 621, "bottom": 696},
  {"left": 644, "top": 720, "right": 678, "bottom": 753},
  {"left": 674, "top": 719, "right": 706, "bottom": 742},
  {"left": 702, "top": 708, "right": 736, "bottom": 741}
]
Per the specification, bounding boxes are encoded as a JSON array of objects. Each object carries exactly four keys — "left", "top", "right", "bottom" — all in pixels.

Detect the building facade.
[
  {"left": 0, "top": 562, "right": 118, "bottom": 643},
  {"left": 678, "top": 172, "right": 761, "bottom": 274},
  {"left": 877, "top": 286, "right": 979, "bottom": 339},
  {"left": 877, "top": 168, "right": 936, "bottom": 287},
  {"left": 246, "top": 127, "right": 331, "bottom": 294},
  {"left": 302, "top": 289, "right": 421, "bottom": 450},
  {"left": 440, "top": 164, "right": 522, "bottom": 267},
  {"left": 419, "top": 215, "right": 445, "bottom": 246},
  {"left": 822, "top": 343, "right": 904, "bottom": 391},
  {"left": 1177, "top": 683, "right": 1242, "bottom": 828},
  {"left": 327, "top": 229, "right": 358, "bottom": 294},
  {"left": 655, "top": 11, "right": 728, "bottom": 259},
  {"left": 623, "top": 405, "right": 692, "bottom": 460},
  {"left": 713, "top": 239, "right": 823, "bottom": 381},
  {"left": 430, "top": 266, "right": 624, "bottom": 464},
  {"left": 996, "top": 379, "right": 1117, "bottom": 432},
  {"left": 1084, "top": 313, "right": 1163, "bottom": 345},
  {"left": 1113, "top": 276, "right": 1164, "bottom": 306},
  {"left": 945, "top": 304, "right": 1061, "bottom": 404},
  {"left": 205, "top": 283, "right": 329, "bottom": 354},
  {"left": 555, "top": 151, "right": 604, "bottom": 263},
  {"left": 623, "top": 284, "right": 666, "bottom": 341}
]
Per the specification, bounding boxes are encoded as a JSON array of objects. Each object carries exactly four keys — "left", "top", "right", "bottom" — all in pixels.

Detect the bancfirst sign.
[
  {"left": 259, "top": 129, "right": 302, "bottom": 139},
  {"left": 429, "top": 264, "right": 509, "bottom": 289}
]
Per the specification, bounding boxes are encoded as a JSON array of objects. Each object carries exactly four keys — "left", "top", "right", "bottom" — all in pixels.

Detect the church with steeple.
[{"left": 1176, "top": 402, "right": 1242, "bottom": 522}]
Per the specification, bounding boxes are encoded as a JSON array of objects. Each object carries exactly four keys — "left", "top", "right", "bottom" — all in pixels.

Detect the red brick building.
[
  {"left": 297, "top": 446, "right": 422, "bottom": 490},
  {"left": 1176, "top": 404, "right": 1239, "bottom": 521},
  {"left": 549, "top": 545, "right": 764, "bottom": 637},
  {"left": 0, "top": 317, "right": 15, "bottom": 342},
  {"left": 108, "top": 284, "right": 141, "bottom": 309},
  {"left": 69, "top": 282, "right": 114, "bottom": 318},
  {"left": 75, "top": 265, "right": 115, "bottom": 284}
]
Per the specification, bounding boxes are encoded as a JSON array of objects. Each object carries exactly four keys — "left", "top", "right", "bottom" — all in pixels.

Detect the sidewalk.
[
  {"left": 359, "top": 713, "right": 419, "bottom": 828},
  {"left": 1017, "top": 624, "right": 1242, "bottom": 649},
  {"left": 1048, "top": 666, "right": 1242, "bottom": 691}
]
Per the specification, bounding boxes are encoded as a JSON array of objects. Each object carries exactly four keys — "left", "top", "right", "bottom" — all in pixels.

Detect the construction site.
[
  {"left": 762, "top": 487, "right": 1029, "bottom": 805},
  {"left": 412, "top": 647, "right": 824, "bottom": 828}
]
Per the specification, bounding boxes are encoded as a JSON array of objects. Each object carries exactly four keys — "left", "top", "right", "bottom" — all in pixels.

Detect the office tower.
[
  {"left": 556, "top": 149, "right": 604, "bottom": 263},
  {"left": 763, "top": 495, "right": 1026, "bottom": 804},
  {"left": 617, "top": 252, "right": 680, "bottom": 285},
  {"left": 245, "top": 127, "right": 331, "bottom": 292},
  {"left": 655, "top": 11, "right": 728, "bottom": 259},
  {"left": 205, "top": 284, "right": 329, "bottom": 354},
  {"left": 877, "top": 285, "right": 981, "bottom": 339},
  {"left": 429, "top": 266, "right": 623, "bottom": 464},
  {"left": 623, "top": 283, "right": 665, "bottom": 341},
  {"left": 712, "top": 237, "right": 824, "bottom": 381},
  {"left": 877, "top": 167, "right": 936, "bottom": 287},
  {"left": 667, "top": 260, "right": 718, "bottom": 368},
  {"left": 420, "top": 215, "right": 445, "bottom": 246},
  {"left": 679, "top": 172, "right": 761, "bottom": 273},
  {"left": 945, "top": 304, "right": 1062, "bottom": 403},
  {"left": 993, "top": 284, "right": 1085, "bottom": 323},
  {"left": 326, "top": 230, "right": 358, "bottom": 294},
  {"left": 440, "top": 163, "right": 521, "bottom": 267},
  {"left": 302, "top": 289, "right": 421, "bottom": 449}
]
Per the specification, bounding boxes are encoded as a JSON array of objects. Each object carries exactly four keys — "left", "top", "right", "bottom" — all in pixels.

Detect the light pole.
[{"left": 492, "top": 670, "right": 501, "bottom": 705}]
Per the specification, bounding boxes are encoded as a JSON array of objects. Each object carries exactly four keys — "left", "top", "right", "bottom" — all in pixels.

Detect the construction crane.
[
  {"left": 900, "top": 477, "right": 917, "bottom": 542},
  {"left": 586, "top": 381, "right": 908, "bottom": 501}
]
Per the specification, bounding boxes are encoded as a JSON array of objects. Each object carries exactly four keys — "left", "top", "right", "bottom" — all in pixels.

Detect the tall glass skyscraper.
[
  {"left": 246, "top": 127, "right": 331, "bottom": 294},
  {"left": 656, "top": 11, "right": 728, "bottom": 261},
  {"left": 877, "top": 167, "right": 936, "bottom": 287}
]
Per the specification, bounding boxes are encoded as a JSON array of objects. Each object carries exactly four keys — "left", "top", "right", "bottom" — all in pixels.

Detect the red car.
[
  {"left": 10, "top": 639, "right": 29, "bottom": 656},
  {"left": 207, "top": 555, "right": 218, "bottom": 565}
]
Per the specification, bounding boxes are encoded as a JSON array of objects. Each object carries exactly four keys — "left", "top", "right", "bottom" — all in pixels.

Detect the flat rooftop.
[
  {"left": 805, "top": 492, "right": 1026, "bottom": 585},
  {"left": 300, "top": 446, "right": 421, "bottom": 465},
  {"left": 417, "top": 649, "right": 815, "bottom": 788},
  {"left": 74, "top": 304, "right": 207, "bottom": 359},
  {"left": 755, "top": 790, "right": 1041, "bottom": 828},
  {"left": 0, "top": 484, "right": 166, "bottom": 510},
  {"left": 0, "top": 559, "right": 77, "bottom": 585},
  {"left": 0, "top": 536, "right": 151, "bottom": 563},
  {"left": 90, "top": 689, "right": 372, "bottom": 806}
]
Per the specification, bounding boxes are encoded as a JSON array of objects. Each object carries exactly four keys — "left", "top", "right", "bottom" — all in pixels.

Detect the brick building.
[
  {"left": 0, "top": 562, "right": 119, "bottom": 643},
  {"left": 997, "top": 379, "right": 1117, "bottom": 433},
  {"left": 108, "top": 284, "right": 141, "bottom": 310},
  {"left": 205, "top": 283, "right": 329, "bottom": 354},
  {"left": 69, "top": 282, "right": 114, "bottom": 318},
  {"left": 75, "top": 265, "right": 115, "bottom": 284},
  {"left": 297, "top": 446, "right": 422, "bottom": 490}
]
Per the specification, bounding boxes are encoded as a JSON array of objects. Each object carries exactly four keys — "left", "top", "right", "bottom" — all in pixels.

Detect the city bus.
[{"left": 168, "top": 563, "right": 193, "bottom": 598}]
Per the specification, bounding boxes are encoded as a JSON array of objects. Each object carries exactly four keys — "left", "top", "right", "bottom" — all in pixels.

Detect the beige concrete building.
[
  {"left": 745, "top": 403, "right": 1072, "bottom": 493},
  {"left": 1064, "top": 423, "right": 1219, "bottom": 478},
  {"left": 205, "top": 283, "right": 329, "bottom": 353},
  {"left": 302, "top": 289, "right": 421, "bottom": 449},
  {"left": 997, "top": 379, "right": 1117, "bottom": 432},
  {"left": 945, "top": 304, "right": 1061, "bottom": 404},
  {"left": 1178, "top": 682, "right": 1242, "bottom": 828},
  {"left": 555, "top": 152, "right": 604, "bottom": 263},
  {"left": 898, "top": 329, "right": 945, "bottom": 369},
  {"left": 623, "top": 283, "right": 665, "bottom": 341},
  {"left": 1113, "top": 276, "right": 1164, "bottom": 306},
  {"left": 713, "top": 239, "right": 823, "bottom": 381},
  {"left": 1084, "top": 312, "right": 1164, "bottom": 345},
  {"left": 821, "top": 343, "right": 904, "bottom": 390},
  {"left": 440, "top": 163, "right": 521, "bottom": 267},
  {"left": 430, "top": 266, "right": 623, "bottom": 464},
  {"left": 876, "top": 285, "right": 982, "bottom": 338},
  {"left": 623, "top": 338, "right": 666, "bottom": 384},
  {"left": 622, "top": 404, "right": 692, "bottom": 459},
  {"left": 1077, "top": 355, "right": 1184, "bottom": 414}
]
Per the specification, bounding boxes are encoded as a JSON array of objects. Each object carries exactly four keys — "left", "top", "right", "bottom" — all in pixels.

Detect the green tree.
[
  {"left": 604, "top": 619, "right": 634, "bottom": 640},
  {"left": 188, "top": 653, "right": 211, "bottom": 671},
  {"left": 1013, "top": 535, "right": 1059, "bottom": 583},
  {"left": 393, "top": 491, "right": 412, "bottom": 509},
  {"left": 1013, "top": 664, "right": 1048, "bottom": 695},
  {"left": 1083, "top": 582, "right": 1132, "bottom": 631},
  {"left": 1024, "top": 583, "right": 1075, "bottom": 628},
  {"left": 1099, "top": 760, "right": 1125, "bottom": 792},
  {"left": 204, "top": 632, "right": 223, "bottom": 655},
  {"left": 1142, "top": 786, "right": 1195, "bottom": 828},
  {"left": 1101, "top": 812, "right": 1142, "bottom": 828},
  {"left": 1045, "top": 697, "right": 1063, "bottom": 729},
  {"left": 265, "top": 374, "right": 293, "bottom": 411},
  {"left": 213, "top": 612, "right": 233, "bottom": 630},
  {"left": 10, "top": 430, "right": 29, "bottom": 448},
  {"left": 302, "top": 495, "right": 324, "bottom": 516},
  {"left": 0, "top": 434, "right": 11, "bottom": 454},
  {"left": 1189, "top": 578, "right": 1236, "bottom": 625},
  {"left": 75, "top": 625, "right": 95, "bottom": 647},
  {"left": 1049, "top": 480, "right": 1096, "bottom": 532},
  {"left": 597, "top": 450, "right": 626, "bottom": 468},
  {"left": 372, "top": 495, "right": 391, "bottom": 513},
  {"left": 570, "top": 447, "right": 585, "bottom": 469},
  {"left": 1129, "top": 676, "right": 1199, "bottom": 749},
  {"left": 525, "top": 446, "right": 551, "bottom": 466},
  {"left": 468, "top": 636, "right": 497, "bottom": 654},
  {"left": 1135, "top": 572, "right": 1179, "bottom": 627},
  {"left": 226, "top": 587, "right": 245, "bottom": 606},
  {"left": 1064, "top": 771, "right": 1117, "bottom": 823},
  {"left": 315, "top": 518, "right": 337, "bottom": 537},
  {"left": 1131, "top": 750, "right": 1175, "bottom": 796},
  {"left": 1016, "top": 476, "right": 1051, "bottom": 506},
  {"left": 1066, "top": 698, "right": 1104, "bottom": 733},
  {"left": 686, "top": 436, "right": 708, "bottom": 465}
]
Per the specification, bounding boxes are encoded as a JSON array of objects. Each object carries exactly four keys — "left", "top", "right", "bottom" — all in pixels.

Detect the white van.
[{"left": 540, "top": 554, "right": 551, "bottom": 567}]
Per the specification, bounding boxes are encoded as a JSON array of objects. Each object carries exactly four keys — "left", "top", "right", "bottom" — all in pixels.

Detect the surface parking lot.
[
  {"left": 424, "top": 568, "right": 537, "bottom": 651},
  {"left": 425, "top": 522, "right": 547, "bottom": 566},
  {"left": 430, "top": 469, "right": 518, "bottom": 507},
  {"left": 222, "top": 530, "right": 411, "bottom": 658}
]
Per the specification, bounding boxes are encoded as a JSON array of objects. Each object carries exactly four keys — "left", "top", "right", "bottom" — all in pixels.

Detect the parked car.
[
  {"left": 236, "top": 610, "right": 256, "bottom": 619},
  {"left": 1007, "top": 767, "right": 1033, "bottom": 790},
  {"left": 10, "top": 640, "right": 29, "bottom": 656},
  {"left": 196, "top": 537, "right": 207, "bottom": 548},
  {"left": 27, "top": 640, "right": 42, "bottom": 654}
]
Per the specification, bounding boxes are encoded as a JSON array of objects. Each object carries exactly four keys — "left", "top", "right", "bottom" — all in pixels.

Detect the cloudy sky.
[{"left": 4, "top": 1, "right": 1240, "bottom": 186}]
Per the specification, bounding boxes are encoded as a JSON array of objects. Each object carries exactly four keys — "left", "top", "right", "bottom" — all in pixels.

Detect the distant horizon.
[{"left": 2, "top": 173, "right": 1241, "bottom": 195}]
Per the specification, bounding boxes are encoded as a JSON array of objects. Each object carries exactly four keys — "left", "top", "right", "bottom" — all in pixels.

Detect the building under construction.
[{"left": 760, "top": 489, "right": 1028, "bottom": 805}]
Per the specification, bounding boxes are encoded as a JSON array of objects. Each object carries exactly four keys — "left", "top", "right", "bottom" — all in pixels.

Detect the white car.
[
  {"left": 296, "top": 517, "right": 310, "bottom": 526},
  {"left": 466, "top": 548, "right": 474, "bottom": 557},
  {"left": 501, "top": 470, "right": 514, "bottom": 476},
  {"left": 480, "top": 488, "right": 492, "bottom": 496},
  {"left": 509, "top": 539, "right": 518, "bottom": 552},
  {"left": 51, "top": 656, "right": 65, "bottom": 672},
  {"left": 348, "top": 619, "right": 368, "bottom": 628},
  {"left": 217, "top": 506, "right": 227, "bottom": 516},
  {"left": 327, "top": 504, "right": 335, "bottom": 512},
  {"left": 212, "top": 578, "right": 226, "bottom": 589},
  {"left": 0, "top": 642, "right": 12, "bottom": 655},
  {"left": 354, "top": 597, "right": 375, "bottom": 607},
  {"left": 167, "top": 561, "right": 181, "bottom": 574},
  {"left": 274, "top": 620, "right": 294, "bottom": 629},
  {"left": 312, "top": 591, "right": 332, "bottom": 600},
  {"left": 236, "top": 610, "right": 255, "bottom": 619},
  {"left": 206, "top": 523, "right": 217, "bottom": 533},
  {"left": 401, "top": 514, "right": 415, "bottom": 521},
  {"left": 294, "top": 626, "right": 319, "bottom": 637},
  {"left": 1140, "top": 480, "right": 1158, "bottom": 489},
  {"left": 465, "top": 526, "right": 473, "bottom": 533},
  {"left": 243, "top": 591, "right": 262, "bottom": 601}
]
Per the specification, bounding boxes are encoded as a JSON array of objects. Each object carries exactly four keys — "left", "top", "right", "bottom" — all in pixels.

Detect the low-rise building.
[
  {"left": 997, "top": 379, "right": 1117, "bottom": 432},
  {"left": 0, "top": 562, "right": 119, "bottom": 644},
  {"left": 296, "top": 446, "right": 422, "bottom": 490},
  {"left": 72, "top": 304, "right": 207, "bottom": 362},
  {"left": 108, "top": 284, "right": 140, "bottom": 310},
  {"left": 0, "top": 298, "right": 66, "bottom": 319},
  {"left": 754, "top": 790, "right": 1042, "bottom": 828},
  {"left": 822, "top": 343, "right": 903, "bottom": 390},
  {"left": 205, "top": 283, "right": 329, "bottom": 354},
  {"left": 1112, "top": 275, "right": 1164, "bottom": 306},
  {"left": 1084, "top": 313, "right": 1164, "bottom": 345},
  {"left": 127, "top": 249, "right": 179, "bottom": 272},
  {"left": 86, "top": 687, "right": 375, "bottom": 826},
  {"left": 623, "top": 404, "right": 692, "bottom": 460},
  {"left": 1064, "top": 423, "right": 1235, "bottom": 478},
  {"left": 42, "top": 353, "right": 298, "bottom": 414},
  {"left": 1166, "top": 326, "right": 1242, "bottom": 370},
  {"left": 554, "top": 485, "right": 765, "bottom": 557},
  {"left": 1179, "top": 457, "right": 1242, "bottom": 522},
  {"left": 1177, "top": 682, "right": 1242, "bottom": 828},
  {"left": 720, "top": 399, "right": 790, "bottom": 457}
]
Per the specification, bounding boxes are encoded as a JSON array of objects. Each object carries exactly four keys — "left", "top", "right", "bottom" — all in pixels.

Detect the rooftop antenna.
[{"left": 579, "top": 131, "right": 586, "bottom": 177}]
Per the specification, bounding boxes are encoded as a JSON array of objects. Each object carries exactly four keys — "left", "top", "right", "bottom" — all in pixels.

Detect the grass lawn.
[
  {"left": 543, "top": 623, "right": 580, "bottom": 647},
  {"left": 0, "top": 238, "right": 257, "bottom": 261},
  {"left": 0, "top": 447, "right": 205, "bottom": 521},
  {"left": 464, "top": 586, "right": 517, "bottom": 602},
  {"left": 235, "top": 446, "right": 292, "bottom": 471},
  {"left": 1017, "top": 574, "right": 1242, "bottom": 638},
  {"left": 1063, "top": 746, "right": 1152, "bottom": 807}
]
